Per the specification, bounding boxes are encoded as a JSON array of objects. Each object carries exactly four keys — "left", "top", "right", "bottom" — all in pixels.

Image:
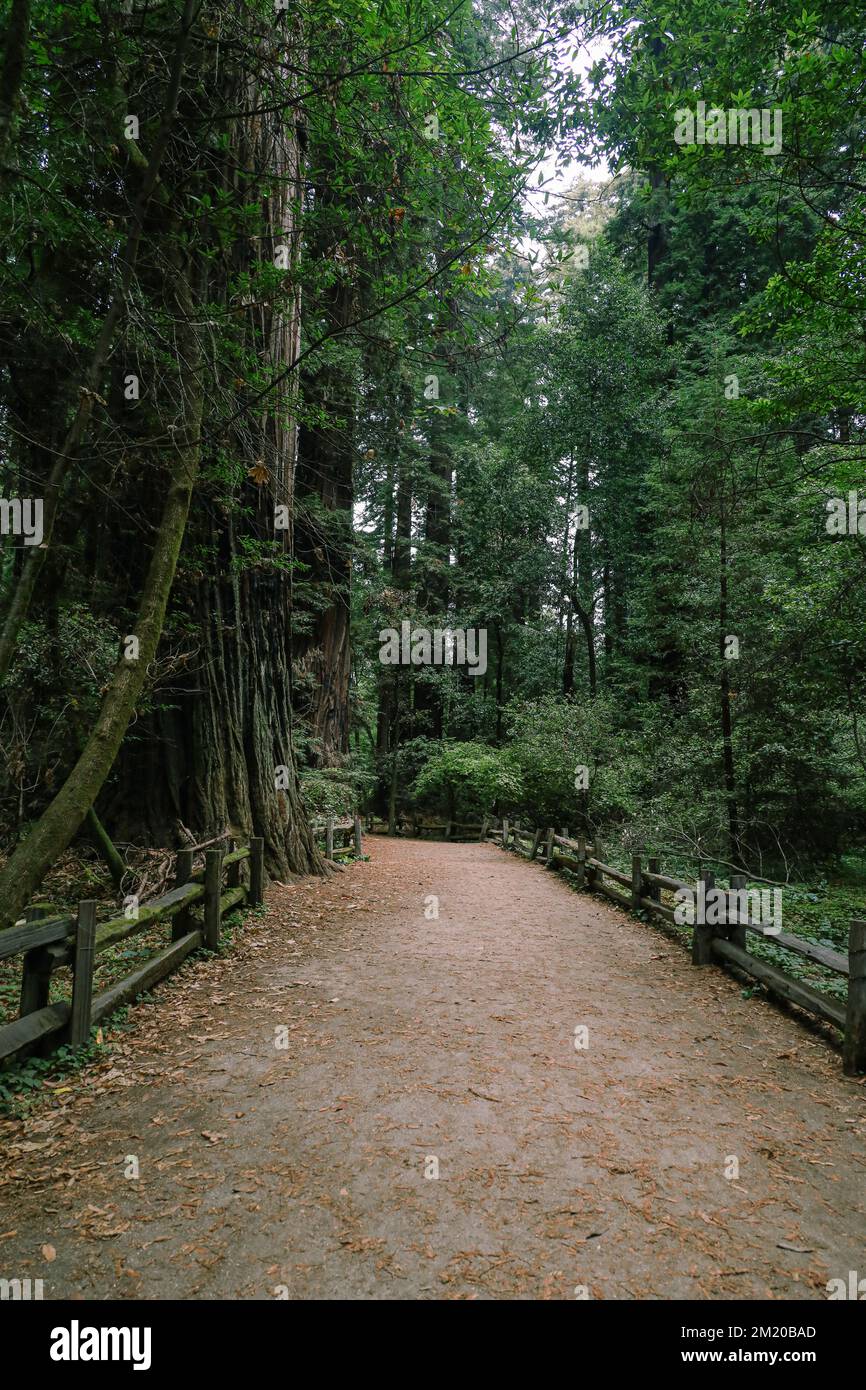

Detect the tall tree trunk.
[
  {"left": 602, "top": 560, "right": 614, "bottom": 659},
  {"left": 415, "top": 408, "right": 452, "bottom": 739},
  {"left": 563, "top": 610, "right": 576, "bottom": 695},
  {"left": 568, "top": 466, "right": 597, "bottom": 696},
  {"left": 292, "top": 146, "right": 355, "bottom": 766},
  {"left": 718, "top": 509, "right": 741, "bottom": 864},
  {"left": 394, "top": 451, "right": 413, "bottom": 586},
  {"left": 108, "top": 40, "right": 323, "bottom": 879},
  {"left": 568, "top": 590, "right": 598, "bottom": 697},
  {"left": 293, "top": 345, "right": 354, "bottom": 764}
]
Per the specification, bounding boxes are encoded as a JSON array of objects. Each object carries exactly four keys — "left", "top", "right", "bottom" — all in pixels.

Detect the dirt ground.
[{"left": 0, "top": 836, "right": 864, "bottom": 1300}]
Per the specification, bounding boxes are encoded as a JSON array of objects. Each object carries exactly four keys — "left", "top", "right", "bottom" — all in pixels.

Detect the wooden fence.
[
  {"left": 313, "top": 815, "right": 365, "bottom": 860},
  {"left": 366, "top": 817, "right": 488, "bottom": 843},
  {"left": 0, "top": 837, "right": 265, "bottom": 1070},
  {"left": 0, "top": 813, "right": 367, "bottom": 1072},
  {"left": 369, "top": 814, "right": 865, "bottom": 1075}
]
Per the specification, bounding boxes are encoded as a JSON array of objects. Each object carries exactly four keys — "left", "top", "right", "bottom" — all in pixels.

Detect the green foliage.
[
  {"left": 506, "top": 695, "right": 644, "bottom": 830},
  {"left": 412, "top": 741, "right": 522, "bottom": 818},
  {"left": 0, "top": 1033, "right": 102, "bottom": 1119},
  {"left": 0, "top": 607, "right": 119, "bottom": 832},
  {"left": 299, "top": 761, "right": 371, "bottom": 821}
]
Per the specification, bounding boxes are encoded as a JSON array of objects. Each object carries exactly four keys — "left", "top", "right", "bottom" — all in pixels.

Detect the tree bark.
[
  {"left": 107, "top": 36, "right": 323, "bottom": 879},
  {"left": 293, "top": 147, "right": 355, "bottom": 766},
  {"left": 85, "top": 807, "right": 126, "bottom": 891}
]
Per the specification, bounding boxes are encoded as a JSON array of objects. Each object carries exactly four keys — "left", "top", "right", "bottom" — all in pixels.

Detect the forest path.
[{"left": 1, "top": 836, "right": 864, "bottom": 1300}]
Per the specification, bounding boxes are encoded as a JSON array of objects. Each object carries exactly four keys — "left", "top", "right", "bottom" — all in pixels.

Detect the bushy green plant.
[
  {"left": 412, "top": 741, "right": 522, "bottom": 819},
  {"left": 506, "top": 695, "right": 644, "bottom": 831}
]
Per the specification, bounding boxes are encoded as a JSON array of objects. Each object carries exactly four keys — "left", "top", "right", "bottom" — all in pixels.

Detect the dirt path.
[{"left": 1, "top": 837, "right": 864, "bottom": 1300}]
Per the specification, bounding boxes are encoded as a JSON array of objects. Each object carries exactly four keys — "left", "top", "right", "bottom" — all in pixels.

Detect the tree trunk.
[
  {"left": 719, "top": 510, "right": 741, "bottom": 863},
  {"left": 85, "top": 807, "right": 125, "bottom": 891},
  {"left": 292, "top": 148, "right": 355, "bottom": 767},
  {"left": 107, "top": 39, "right": 323, "bottom": 880}
]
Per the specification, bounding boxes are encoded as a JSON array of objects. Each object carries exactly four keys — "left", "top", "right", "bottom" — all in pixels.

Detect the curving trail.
[{"left": 1, "top": 836, "right": 864, "bottom": 1300}]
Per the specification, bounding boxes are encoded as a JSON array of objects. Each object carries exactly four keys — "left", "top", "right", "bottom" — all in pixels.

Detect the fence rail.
[
  {"left": 0, "top": 837, "right": 264, "bottom": 1070},
  {"left": 366, "top": 818, "right": 486, "bottom": 842},
  {"left": 368, "top": 813, "right": 865, "bottom": 1075},
  {"left": 0, "top": 813, "right": 367, "bottom": 1072},
  {"left": 495, "top": 818, "right": 864, "bottom": 1076},
  {"left": 312, "top": 815, "right": 364, "bottom": 860}
]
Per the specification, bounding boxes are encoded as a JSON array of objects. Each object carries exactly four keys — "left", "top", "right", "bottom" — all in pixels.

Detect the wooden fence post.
[
  {"left": 529, "top": 827, "right": 542, "bottom": 861},
  {"left": 204, "top": 849, "right": 223, "bottom": 951},
  {"left": 19, "top": 905, "right": 54, "bottom": 1017},
  {"left": 543, "top": 827, "right": 554, "bottom": 867},
  {"left": 631, "top": 854, "right": 642, "bottom": 911},
  {"left": 648, "top": 857, "right": 661, "bottom": 904},
  {"left": 729, "top": 873, "right": 747, "bottom": 949},
  {"left": 585, "top": 836, "right": 597, "bottom": 890},
  {"left": 69, "top": 900, "right": 97, "bottom": 1048},
  {"left": 692, "top": 871, "right": 714, "bottom": 965},
  {"left": 226, "top": 837, "right": 241, "bottom": 889},
  {"left": 172, "top": 847, "right": 195, "bottom": 942},
  {"left": 502, "top": 817, "right": 509, "bottom": 848},
  {"left": 249, "top": 837, "right": 264, "bottom": 907},
  {"left": 354, "top": 815, "right": 363, "bottom": 855},
  {"left": 480, "top": 815, "right": 489, "bottom": 842},
  {"left": 843, "top": 919, "right": 866, "bottom": 1076},
  {"left": 325, "top": 816, "right": 334, "bottom": 860},
  {"left": 576, "top": 835, "right": 587, "bottom": 888}
]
